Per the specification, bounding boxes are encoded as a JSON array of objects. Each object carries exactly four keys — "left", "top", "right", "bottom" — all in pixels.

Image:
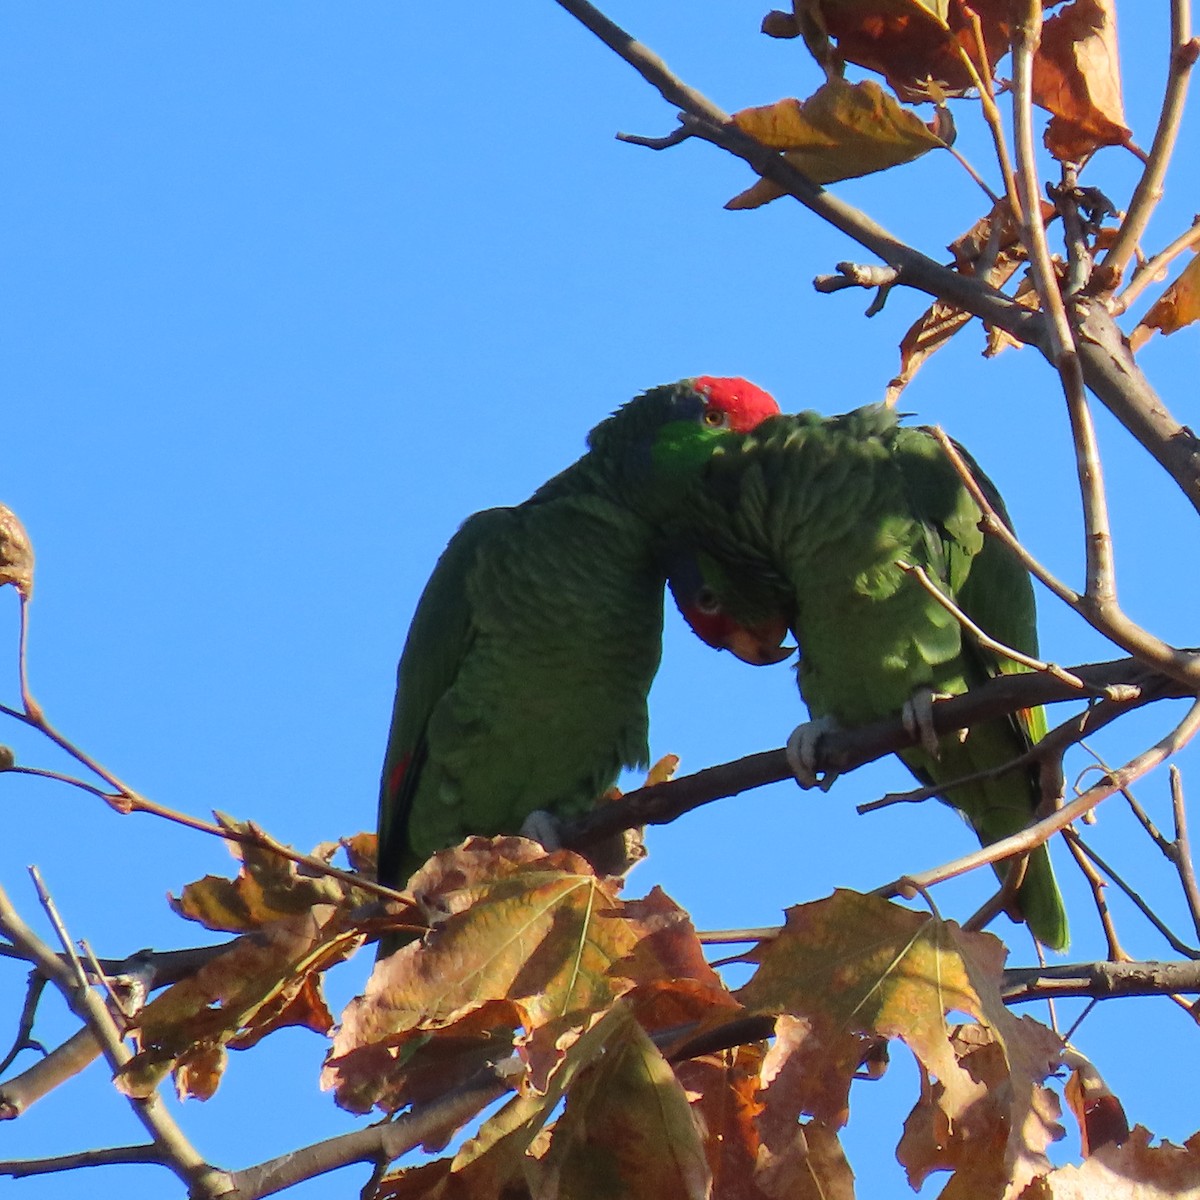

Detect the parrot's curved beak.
[{"left": 722, "top": 618, "right": 795, "bottom": 666}]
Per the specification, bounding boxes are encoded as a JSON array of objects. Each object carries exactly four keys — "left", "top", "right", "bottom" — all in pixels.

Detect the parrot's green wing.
[
  {"left": 377, "top": 496, "right": 663, "bottom": 889},
  {"left": 377, "top": 507, "right": 504, "bottom": 890},
  {"left": 892, "top": 427, "right": 1066, "bottom": 950}
]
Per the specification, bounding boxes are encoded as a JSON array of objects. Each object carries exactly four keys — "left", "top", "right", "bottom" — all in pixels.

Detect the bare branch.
[
  {"left": 560, "top": 656, "right": 1179, "bottom": 852},
  {"left": 1113, "top": 215, "right": 1200, "bottom": 314},
  {"left": 1003, "top": 958, "right": 1200, "bottom": 1004},
  {"left": 0, "top": 880, "right": 230, "bottom": 1197},
  {"left": 0, "top": 1026, "right": 106, "bottom": 1120},
  {"left": 1065, "top": 829, "right": 1199, "bottom": 958},
  {"left": 0, "top": 1144, "right": 164, "bottom": 1180},
  {"left": 877, "top": 699, "right": 1200, "bottom": 901},
  {"left": 1097, "top": 7, "right": 1199, "bottom": 287},
  {"left": 1062, "top": 831, "right": 1129, "bottom": 961},
  {"left": 1170, "top": 766, "right": 1200, "bottom": 939}
]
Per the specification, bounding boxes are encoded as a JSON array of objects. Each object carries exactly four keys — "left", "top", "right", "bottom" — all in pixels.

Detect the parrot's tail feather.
[{"left": 1015, "top": 843, "right": 1069, "bottom": 952}]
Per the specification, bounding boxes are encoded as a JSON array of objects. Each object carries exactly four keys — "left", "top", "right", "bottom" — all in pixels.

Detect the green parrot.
[
  {"left": 377, "top": 377, "right": 780, "bottom": 898},
  {"left": 666, "top": 404, "right": 1068, "bottom": 950}
]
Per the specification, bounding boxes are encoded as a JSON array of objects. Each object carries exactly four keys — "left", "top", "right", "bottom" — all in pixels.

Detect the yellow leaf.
[{"left": 728, "top": 79, "right": 943, "bottom": 208}]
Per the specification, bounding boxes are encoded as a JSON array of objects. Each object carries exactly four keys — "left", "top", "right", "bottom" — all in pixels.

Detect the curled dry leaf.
[
  {"left": 1062, "top": 1046, "right": 1130, "bottom": 1156},
  {"left": 1023, "top": 1125, "right": 1200, "bottom": 1198},
  {"left": 0, "top": 503, "right": 34, "bottom": 600},
  {"left": 727, "top": 78, "right": 943, "bottom": 208},
  {"left": 170, "top": 815, "right": 376, "bottom": 933},
  {"left": 116, "top": 903, "right": 363, "bottom": 1101},
  {"left": 1130, "top": 254, "right": 1200, "bottom": 351},
  {"left": 1031, "top": 0, "right": 1130, "bottom": 162},
  {"left": 770, "top": 0, "right": 1032, "bottom": 102}
]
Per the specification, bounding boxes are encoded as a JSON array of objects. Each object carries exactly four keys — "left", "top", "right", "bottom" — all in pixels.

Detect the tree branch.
[
  {"left": 553, "top": 0, "right": 1200, "bottom": 518},
  {"left": 560, "top": 657, "right": 1179, "bottom": 852}
]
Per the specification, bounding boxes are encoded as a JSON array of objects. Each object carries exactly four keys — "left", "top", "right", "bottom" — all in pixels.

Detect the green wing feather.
[
  {"left": 671, "top": 407, "right": 1068, "bottom": 949},
  {"left": 378, "top": 497, "right": 662, "bottom": 889}
]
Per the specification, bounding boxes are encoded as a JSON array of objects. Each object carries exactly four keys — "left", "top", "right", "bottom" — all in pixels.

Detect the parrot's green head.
[
  {"left": 588, "top": 376, "right": 780, "bottom": 485},
  {"left": 668, "top": 551, "right": 796, "bottom": 667}
]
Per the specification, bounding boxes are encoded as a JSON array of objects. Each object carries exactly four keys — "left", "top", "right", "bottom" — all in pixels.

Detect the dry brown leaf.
[
  {"left": 1032, "top": 0, "right": 1129, "bottom": 162},
  {"left": 757, "top": 1119, "right": 856, "bottom": 1200},
  {"left": 1021, "top": 1126, "right": 1200, "bottom": 1198},
  {"left": 888, "top": 203, "right": 1058, "bottom": 402},
  {"left": 780, "top": 0, "right": 1035, "bottom": 102},
  {"left": 733, "top": 891, "right": 1064, "bottom": 1199},
  {"left": 326, "top": 852, "right": 644, "bottom": 1113},
  {"left": 171, "top": 816, "right": 373, "bottom": 933},
  {"left": 535, "top": 1004, "right": 710, "bottom": 1200},
  {"left": 0, "top": 504, "right": 34, "bottom": 600},
  {"left": 676, "top": 1045, "right": 770, "bottom": 1200},
  {"left": 898, "top": 1023, "right": 1061, "bottom": 1198},
  {"left": 1062, "top": 1049, "right": 1130, "bottom": 1156},
  {"left": 117, "top": 903, "right": 361, "bottom": 1101},
  {"left": 727, "top": 78, "right": 943, "bottom": 208},
  {"left": 1130, "top": 253, "right": 1200, "bottom": 350}
]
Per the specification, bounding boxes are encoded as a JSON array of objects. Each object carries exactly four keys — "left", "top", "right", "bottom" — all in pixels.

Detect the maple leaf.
[
  {"left": 327, "top": 847, "right": 725, "bottom": 1114},
  {"left": 732, "top": 891, "right": 1064, "bottom": 1199},
  {"left": 676, "top": 1045, "right": 772, "bottom": 1200},
  {"left": 534, "top": 1004, "right": 710, "bottom": 1200},
  {"left": 170, "top": 815, "right": 374, "bottom": 932},
  {"left": 727, "top": 78, "right": 943, "bottom": 208}
]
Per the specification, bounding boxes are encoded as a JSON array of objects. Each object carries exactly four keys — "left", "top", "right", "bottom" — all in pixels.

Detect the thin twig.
[
  {"left": 1113, "top": 215, "right": 1200, "bottom": 314},
  {"left": 0, "top": 971, "right": 48, "bottom": 1076},
  {"left": 1062, "top": 831, "right": 1127, "bottom": 961},
  {"left": 0, "top": 1144, "right": 164, "bottom": 1179},
  {"left": 17, "top": 595, "right": 40, "bottom": 723},
  {"left": 1064, "top": 829, "right": 1198, "bottom": 958},
  {"left": 934, "top": 427, "right": 1200, "bottom": 689},
  {"left": 897, "top": 562, "right": 1089, "bottom": 689},
  {"left": 877, "top": 699, "right": 1200, "bottom": 900},
  {"left": 858, "top": 693, "right": 1135, "bottom": 815},
  {"left": 1170, "top": 766, "right": 1200, "bottom": 939},
  {"left": 0, "top": 881, "right": 230, "bottom": 1197}
]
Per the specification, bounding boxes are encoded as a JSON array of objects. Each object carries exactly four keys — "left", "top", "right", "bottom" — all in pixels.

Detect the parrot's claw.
[
  {"left": 785, "top": 717, "right": 841, "bottom": 791},
  {"left": 902, "top": 687, "right": 952, "bottom": 758},
  {"left": 520, "top": 808, "right": 564, "bottom": 852}
]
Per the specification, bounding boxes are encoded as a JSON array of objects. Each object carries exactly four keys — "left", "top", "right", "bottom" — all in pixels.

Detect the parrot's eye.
[
  {"left": 695, "top": 585, "right": 722, "bottom": 615},
  {"left": 702, "top": 408, "right": 727, "bottom": 428}
]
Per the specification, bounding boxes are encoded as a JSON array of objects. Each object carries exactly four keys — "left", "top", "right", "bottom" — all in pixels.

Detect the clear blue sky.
[{"left": 1, "top": 4, "right": 1197, "bottom": 1196}]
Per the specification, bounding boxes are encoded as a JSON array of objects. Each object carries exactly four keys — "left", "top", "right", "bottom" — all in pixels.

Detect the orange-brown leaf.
[
  {"left": 676, "top": 1045, "right": 770, "bottom": 1200},
  {"left": 791, "top": 0, "right": 1028, "bottom": 102},
  {"left": 733, "top": 891, "right": 1063, "bottom": 1197},
  {"left": 118, "top": 904, "right": 360, "bottom": 1100},
  {"left": 1130, "top": 253, "right": 1200, "bottom": 350},
  {"left": 1032, "top": 0, "right": 1129, "bottom": 162},
  {"left": 1063, "top": 1049, "right": 1130, "bottom": 1156},
  {"left": 757, "top": 1119, "right": 855, "bottom": 1200},
  {"left": 727, "top": 78, "right": 942, "bottom": 207},
  {"left": 326, "top": 852, "right": 644, "bottom": 1113},
  {"left": 171, "top": 817, "right": 371, "bottom": 933}
]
